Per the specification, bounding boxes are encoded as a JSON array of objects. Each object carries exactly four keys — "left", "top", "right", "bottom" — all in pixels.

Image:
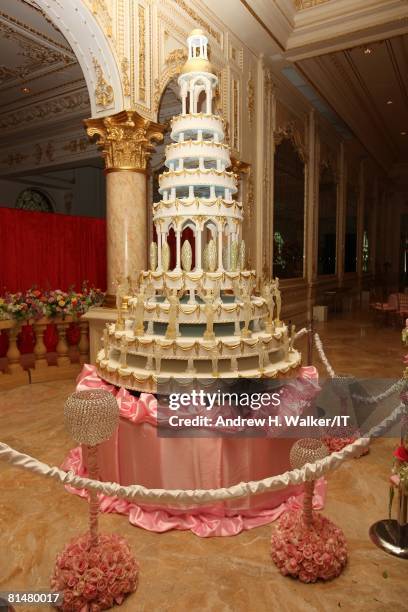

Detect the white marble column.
[
  {"left": 105, "top": 171, "right": 146, "bottom": 291},
  {"left": 86, "top": 110, "right": 164, "bottom": 299}
]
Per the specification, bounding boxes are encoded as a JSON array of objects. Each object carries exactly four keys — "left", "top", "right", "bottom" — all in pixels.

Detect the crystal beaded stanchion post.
[
  {"left": 270, "top": 439, "right": 348, "bottom": 582},
  {"left": 369, "top": 320, "right": 408, "bottom": 558},
  {"left": 50, "top": 389, "right": 139, "bottom": 610}
]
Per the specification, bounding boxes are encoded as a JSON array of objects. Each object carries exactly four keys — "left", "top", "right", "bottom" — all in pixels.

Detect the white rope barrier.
[
  {"left": 313, "top": 331, "right": 407, "bottom": 404},
  {"left": 313, "top": 332, "right": 335, "bottom": 378},
  {"left": 294, "top": 327, "right": 308, "bottom": 341},
  {"left": 0, "top": 402, "right": 403, "bottom": 506}
]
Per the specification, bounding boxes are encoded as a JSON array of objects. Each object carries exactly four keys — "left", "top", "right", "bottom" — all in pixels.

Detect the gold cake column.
[{"left": 85, "top": 111, "right": 164, "bottom": 299}]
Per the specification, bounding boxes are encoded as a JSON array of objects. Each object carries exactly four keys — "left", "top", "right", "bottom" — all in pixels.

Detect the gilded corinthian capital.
[{"left": 85, "top": 110, "right": 165, "bottom": 173}]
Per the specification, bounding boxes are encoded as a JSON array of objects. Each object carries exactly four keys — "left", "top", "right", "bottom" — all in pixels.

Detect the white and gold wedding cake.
[{"left": 96, "top": 30, "right": 301, "bottom": 392}]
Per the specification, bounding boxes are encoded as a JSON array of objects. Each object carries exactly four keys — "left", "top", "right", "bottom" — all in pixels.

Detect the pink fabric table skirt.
[{"left": 63, "top": 365, "right": 325, "bottom": 537}]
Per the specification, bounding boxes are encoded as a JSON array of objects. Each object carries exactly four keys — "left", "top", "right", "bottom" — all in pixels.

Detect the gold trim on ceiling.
[
  {"left": 239, "top": 0, "right": 284, "bottom": 52},
  {"left": 0, "top": 9, "right": 74, "bottom": 54}
]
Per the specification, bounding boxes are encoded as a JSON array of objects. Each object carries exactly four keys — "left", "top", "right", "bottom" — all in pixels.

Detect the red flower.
[{"left": 393, "top": 445, "right": 408, "bottom": 463}]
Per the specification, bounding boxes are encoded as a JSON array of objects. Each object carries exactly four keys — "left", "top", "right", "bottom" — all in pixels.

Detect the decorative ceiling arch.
[{"left": 34, "top": 0, "right": 123, "bottom": 117}]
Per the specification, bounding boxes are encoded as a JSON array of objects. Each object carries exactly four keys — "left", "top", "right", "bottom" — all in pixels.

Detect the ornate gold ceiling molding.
[
  {"left": 0, "top": 151, "right": 28, "bottom": 167},
  {"left": 0, "top": 17, "right": 73, "bottom": 75},
  {"left": 0, "top": 9, "right": 73, "bottom": 53},
  {"left": 85, "top": 110, "right": 165, "bottom": 172},
  {"left": 0, "top": 89, "right": 90, "bottom": 131},
  {"left": 294, "top": 0, "right": 332, "bottom": 9}
]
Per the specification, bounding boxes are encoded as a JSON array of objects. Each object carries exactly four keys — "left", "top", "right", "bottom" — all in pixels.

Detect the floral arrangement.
[
  {"left": 50, "top": 533, "right": 139, "bottom": 611},
  {"left": 389, "top": 436, "right": 408, "bottom": 516},
  {"left": 271, "top": 509, "right": 347, "bottom": 583},
  {"left": 0, "top": 283, "right": 104, "bottom": 323}
]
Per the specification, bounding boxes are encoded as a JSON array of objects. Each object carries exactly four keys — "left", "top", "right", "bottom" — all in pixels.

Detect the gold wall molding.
[
  {"left": 88, "top": 0, "right": 112, "bottom": 38},
  {"left": 232, "top": 78, "right": 239, "bottom": 151},
  {"left": 274, "top": 121, "right": 308, "bottom": 163},
  {"left": 93, "top": 56, "right": 114, "bottom": 108},
  {"left": 247, "top": 72, "right": 255, "bottom": 127},
  {"left": 85, "top": 110, "right": 165, "bottom": 172},
  {"left": 138, "top": 4, "right": 146, "bottom": 102},
  {"left": 153, "top": 48, "right": 188, "bottom": 112},
  {"left": 121, "top": 56, "right": 131, "bottom": 97},
  {"left": 230, "top": 157, "right": 253, "bottom": 227}
]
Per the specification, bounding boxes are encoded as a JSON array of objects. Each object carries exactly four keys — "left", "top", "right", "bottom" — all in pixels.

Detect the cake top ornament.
[
  {"left": 96, "top": 30, "right": 302, "bottom": 391},
  {"left": 180, "top": 29, "right": 214, "bottom": 77}
]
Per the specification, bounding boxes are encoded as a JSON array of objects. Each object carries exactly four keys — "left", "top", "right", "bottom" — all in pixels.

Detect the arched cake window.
[
  {"left": 273, "top": 138, "right": 305, "bottom": 278},
  {"left": 16, "top": 188, "right": 53, "bottom": 213}
]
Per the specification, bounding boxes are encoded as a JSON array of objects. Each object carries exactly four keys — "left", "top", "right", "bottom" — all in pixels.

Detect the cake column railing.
[
  {"left": 195, "top": 220, "right": 203, "bottom": 271},
  {"left": 217, "top": 219, "right": 224, "bottom": 271},
  {"left": 206, "top": 85, "right": 212, "bottom": 114},
  {"left": 227, "top": 231, "right": 232, "bottom": 271},
  {"left": 157, "top": 224, "right": 163, "bottom": 272},
  {"left": 175, "top": 224, "right": 182, "bottom": 271}
]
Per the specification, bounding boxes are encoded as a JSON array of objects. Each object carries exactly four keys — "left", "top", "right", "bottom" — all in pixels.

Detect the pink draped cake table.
[{"left": 63, "top": 365, "right": 325, "bottom": 537}]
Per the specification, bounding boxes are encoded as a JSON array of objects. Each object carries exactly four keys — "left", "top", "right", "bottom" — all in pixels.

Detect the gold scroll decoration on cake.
[{"left": 85, "top": 110, "right": 165, "bottom": 173}]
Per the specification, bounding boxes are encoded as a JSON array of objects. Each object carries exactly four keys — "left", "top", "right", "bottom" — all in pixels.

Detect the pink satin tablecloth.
[{"left": 62, "top": 365, "right": 325, "bottom": 537}]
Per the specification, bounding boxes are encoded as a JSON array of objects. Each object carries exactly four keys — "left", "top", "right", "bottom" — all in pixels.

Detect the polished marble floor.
[{"left": 0, "top": 312, "right": 407, "bottom": 612}]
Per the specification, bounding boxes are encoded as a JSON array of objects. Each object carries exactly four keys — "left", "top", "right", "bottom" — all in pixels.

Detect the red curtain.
[
  {"left": 0, "top": 207, "right": 106, "bottom": 357},
  {"left": 0, "top": 207, "right": 106, "bottom": 292}
]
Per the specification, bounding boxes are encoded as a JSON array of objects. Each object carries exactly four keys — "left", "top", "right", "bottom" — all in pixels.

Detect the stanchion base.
[{"left": 369, "top": 520, "right": 408, "bottom": 559}]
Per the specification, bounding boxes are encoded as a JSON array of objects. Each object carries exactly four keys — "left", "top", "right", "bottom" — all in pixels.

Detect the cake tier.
[
  {"left": 103, "top": 324, "right": 289, "bottom": 360},
  {"left": 171, "top": 113, "right": 224, "bottom": 141},
  {"left": 153, "top": 196, "right": 242, "bottom": 217},
  {"left": 158, "top": 168, "right": 237, "bottom": 195},
  {"left": 153, "top": 204, "right": 242, "bottom": 227},
  {"left": 96, "top": 345, "right": 301, "bottom": 393},
  {"left": 140, "top": 270, "right": 256, "bottom": 291},
  {"left": 165, "top": 140, "right": 230, "bottom": 169},
  {"left": 127, "top": 295, "right": 267, "bottom": 325}
]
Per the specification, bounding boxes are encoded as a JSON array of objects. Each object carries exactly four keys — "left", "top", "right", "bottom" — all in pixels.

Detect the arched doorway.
[
  {"left": 0, "top": 1, "right": 116, "bottom": 218},
  {"left": 34, "top": 0, "right": 123, "bottom": 116}
]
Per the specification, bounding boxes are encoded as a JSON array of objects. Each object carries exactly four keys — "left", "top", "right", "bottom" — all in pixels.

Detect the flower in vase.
[{"left": 394, "top": 445, "right": 408, "bottom": 463}]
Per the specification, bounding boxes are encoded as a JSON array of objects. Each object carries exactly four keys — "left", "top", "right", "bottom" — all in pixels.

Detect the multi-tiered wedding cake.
[{"left": 96, "top": 30, "right": 301, "bottom": 392}]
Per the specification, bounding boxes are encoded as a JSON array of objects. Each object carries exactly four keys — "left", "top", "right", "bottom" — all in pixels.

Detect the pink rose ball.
[
  {"left": 50, "top": 533, "right": 139, "bottom": 611},
  {"left": 271, "top": 509, "right": 347, "bottom": 583}
]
